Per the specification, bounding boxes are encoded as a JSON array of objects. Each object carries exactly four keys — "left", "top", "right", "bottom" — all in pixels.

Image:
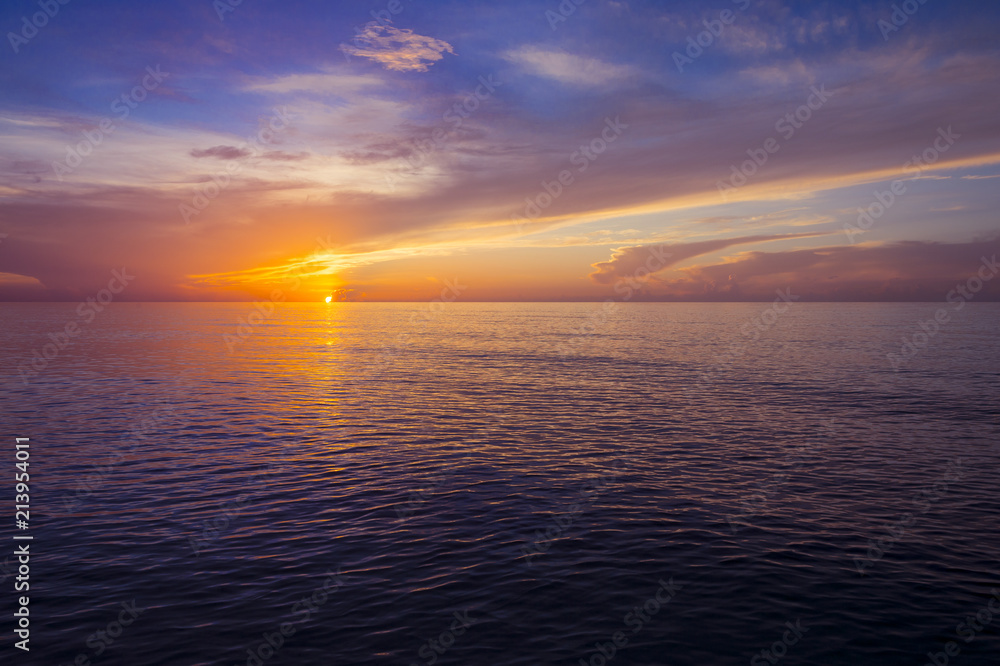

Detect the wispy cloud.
[
  {"left": 503, "top": 47, "right": 637, "bottom": 87},
  {"left": 243, "top": 70, "right": 383, "bottom": 95},
  {"left": 589, "top": 233, "right": 824, "bottom": 284},
  {"left": 190, "top": 146, "right": 252, "bottom": 159},
  {"left": 262, "top": 151, "right": 310, "bottom": 162}
]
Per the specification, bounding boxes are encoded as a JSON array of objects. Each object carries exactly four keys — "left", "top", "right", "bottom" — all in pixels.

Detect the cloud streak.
[
  {"left": 503, "top": 47, "right": 637, "bottom": 87},
  {"left": 190, "top": 146, "right": 252, "bottom": 159},
  {"left": 589, "top": 233, "right": 826, "bottom": 284}
]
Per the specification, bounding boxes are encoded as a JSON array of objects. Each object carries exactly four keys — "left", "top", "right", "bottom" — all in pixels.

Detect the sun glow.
[{"left": 325, "top": 295, "right": 333, "bottom": 303}]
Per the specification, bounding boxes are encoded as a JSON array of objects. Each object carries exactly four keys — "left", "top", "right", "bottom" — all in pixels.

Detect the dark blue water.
[{"left": 1, "top": 303, "right": 998, "bottom": 665}]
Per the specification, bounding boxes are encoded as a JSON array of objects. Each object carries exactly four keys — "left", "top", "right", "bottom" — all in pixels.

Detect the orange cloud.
[{"left": 340, "top": 26, "right": 455, "bottom": 72}]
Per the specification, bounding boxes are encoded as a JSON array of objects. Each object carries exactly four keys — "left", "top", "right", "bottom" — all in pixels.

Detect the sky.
[{"left": 1, "top": 0, "right": 999, "bottom": 302}]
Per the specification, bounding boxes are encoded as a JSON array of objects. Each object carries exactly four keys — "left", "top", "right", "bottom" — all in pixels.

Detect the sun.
[{"left": 324, "top": 295, "right": 333, "bottom": 303}]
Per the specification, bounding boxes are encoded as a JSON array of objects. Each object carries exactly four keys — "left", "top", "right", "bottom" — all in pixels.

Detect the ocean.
[{"left": 1, "top": 302, "right": 998, "bottom": 665}]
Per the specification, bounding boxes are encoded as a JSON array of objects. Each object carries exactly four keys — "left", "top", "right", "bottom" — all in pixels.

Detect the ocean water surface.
[{"left": 1, "top": 302, "right": 998, "bottom": 665}]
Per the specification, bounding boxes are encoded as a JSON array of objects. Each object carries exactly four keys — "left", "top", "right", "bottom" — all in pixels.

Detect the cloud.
[
  {"left": 340, "top": 25, "right": 455, "bottom": 72},
  {"left": 190, "top": 146, "right": 252, "bottom": 159},
  {"left": 0, "top": 272, "right": 44, "bottom": 289},
  {"left": 503, "top": 47, "right": 637, "bottom": 87},
  {"left": 652, "top": 239, "right": 1000, "bottom": 301},
  {"left": 263, "top": 151, "right": 310, "bottom": 161},
  {"left": 243, "top": 71, "right": 383, "bottom": 95},
  {"left": 720, "top": 23, "right": 786, "bottom": 55},
  {"left": 589, "top": 233, "right": 824, "bottom": 284},
  {"left": 340, "top": 139, "right": 417, "bottom": 165}
]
